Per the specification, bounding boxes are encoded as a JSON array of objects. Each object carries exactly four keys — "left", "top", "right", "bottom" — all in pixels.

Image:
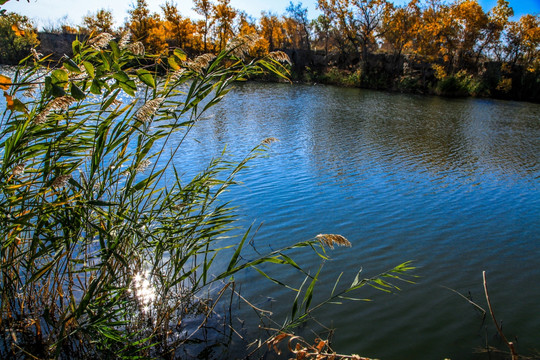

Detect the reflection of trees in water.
[
  {"left": 299, "top": 89, "right": 539, "bottom": 187},
  {"left": 173, "top": 82, "right": 539, "bottom": 189}
]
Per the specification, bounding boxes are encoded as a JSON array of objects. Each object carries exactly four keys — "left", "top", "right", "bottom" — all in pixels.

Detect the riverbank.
[{"left": 276, "top": 49, "right": 540, "bottom": 103}]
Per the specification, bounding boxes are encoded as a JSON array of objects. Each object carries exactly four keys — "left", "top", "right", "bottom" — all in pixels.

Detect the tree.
[
  {"left": 286, "top": 1, "right": 311, "bottom": 51},
  {"left": 193, "top": 0, "right": 215, "bottom": 52},
  {"left": 475, "top": 0, "right": 513, "bottom": 63},
  {"left": 381, "top": 0, "right": 419, "bottom": 59},
  {"left": 127, "top": 0, "right": 152, "bottom": 42},
  {"left": 213, "top": 0, "right": 236, "bottom": 51},
  {"left": 81, "top": 9, "right": 115, "bottom": 34},
  {"left": 260, "top": 11, "right": 285, "bottom": 51},
  {"left": 161, "top": 1, "right": 197, "bottom": 51},
  {"left": 449, "top": 0, "right": 489, "bottom": 68},
  {"left": 312, "top": 14, "right": 332, "bottom": 55},
  {"left": 352, "top": 0, "right": 387, "bottom": 65},
  {"left": 0, "top": 12, "right": 39, "bottom": 64},
  {"left": 504, "top": 14, "right": 540, "bottom": 69}
]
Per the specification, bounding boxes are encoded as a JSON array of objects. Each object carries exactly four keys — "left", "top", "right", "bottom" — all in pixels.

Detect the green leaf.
[
  {"left": 113, "top": 71, "right": 136, "bottom": 96},
  {"left": 292, "top": 276, "right": 308, "bottom": 320},
  {"left": 72, "top": 40, "right": 81, "bottom": 55},
  {"left": 90, "top": 79, "right": 102, "bottom": 95},
  {"left": 168, "top": 56, "right": 180, "bottom": 70},
  {"left": 83, "top": 61, "right": 95, "bottom": 78},
  {"left": 70, "top": 83, "right": 86, "bottom": 100},
  {"left": 351, "top": 268, "right": 363, "bottom": 288},
  {"left": 226, "top": 226, "right": 250, "bottom": 272},
  {"left": 63, "top": 59, "right": 81, "bottom": 73},
  {"left": 136, "top": 69, "right": 155, "bottom": 88},
  {"left": 174, "top": 48, "right": 187, "bottom": 61},
  {"left": 51, "top": 69, "right": 68, "bottom": 88},
  {"left": 303, "top": 264, "right": 322, "bottom": 312},
  {"left": 101, "top": 89, "right": 121, "bottom": 111},
  {"left": 110, "top": 40, "right": 120, "bottom": 60}
]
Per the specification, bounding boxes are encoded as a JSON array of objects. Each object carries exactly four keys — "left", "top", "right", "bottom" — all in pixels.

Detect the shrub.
[{"left": 0, "top": 12, "right": 39, "bottom": 64}]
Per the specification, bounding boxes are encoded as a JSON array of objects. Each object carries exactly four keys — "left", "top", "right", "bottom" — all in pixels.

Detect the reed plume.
[
  {"left": 261, "top": 137, "right": 279, "bottom": 145},
  {"left": 227, "top": 34, "right": 261, "bottom": 59},
  {"left": 316, "top": 234, "right": 351, "bottom": 249},
  {"left": 33, "top": 96, "right": 76, "bottom": 124},
  {"left": 89, "top": 33, "right": 114, "bottom": 50},
  {"left": 188, "top": 54, "right": 216, "bottom": 73},
  {"left": 118, "top": 32, "right": 132, "bottom": 49},
  {"left": 127, "top": 41, "right": 145, "bottom": 56},
  {"left": 135, "top": 98, "right": 164, "bottom": 123},
  {"left": 268, "top": 51, "right": 292, "bottom": 65}
]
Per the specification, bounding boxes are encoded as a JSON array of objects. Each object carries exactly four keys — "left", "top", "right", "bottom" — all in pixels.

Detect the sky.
[{"left": 2, "top": 0, "right": 539, "bottom": 30}]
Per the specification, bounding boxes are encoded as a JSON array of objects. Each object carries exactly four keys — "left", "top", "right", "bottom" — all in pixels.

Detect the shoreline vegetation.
[{"left": 1, "top": 0, "right": 539, "bottom": 102}]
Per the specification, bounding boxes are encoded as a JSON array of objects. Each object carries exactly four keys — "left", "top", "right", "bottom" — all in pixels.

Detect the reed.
[{"left": 0, "top": 33, "right": 414, "bottom": 359}]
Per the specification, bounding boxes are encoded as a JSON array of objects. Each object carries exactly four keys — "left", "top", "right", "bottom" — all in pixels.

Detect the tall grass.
[{"left": 0, "top": 34, "right": 414, "bottom": 359}]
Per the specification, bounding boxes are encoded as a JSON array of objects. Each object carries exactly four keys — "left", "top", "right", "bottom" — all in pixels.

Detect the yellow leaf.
[
  {"left": 11, "top": 23, "right": 25, "bottom": 37},
  {"left": 4, "top": 91, "right": 14, "bottom": 107},
  {"left": 0, "top": 74, "right": 11, "bottom": 90}
]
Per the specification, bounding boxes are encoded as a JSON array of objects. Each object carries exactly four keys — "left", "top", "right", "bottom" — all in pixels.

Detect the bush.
[{"left": 0, "top": 12, "right": 39, "bottom": 64}]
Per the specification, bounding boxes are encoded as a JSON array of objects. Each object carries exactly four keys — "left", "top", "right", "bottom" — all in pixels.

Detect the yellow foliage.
[{"left": 432, "top": 64, "right": 447, "bottom": 80}]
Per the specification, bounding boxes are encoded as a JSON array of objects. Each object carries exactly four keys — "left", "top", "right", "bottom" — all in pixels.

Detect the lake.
[
  {"left": 175, "top": 82, "right": 539, "bottom": 359},
  {"left": 1, "top": 76, "right": 538, "bottom": 359}
]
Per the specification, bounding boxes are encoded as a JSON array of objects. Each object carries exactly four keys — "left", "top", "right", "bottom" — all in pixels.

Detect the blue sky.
[{"left": 2, "top": 0, "right": 539, "bottom": 29}]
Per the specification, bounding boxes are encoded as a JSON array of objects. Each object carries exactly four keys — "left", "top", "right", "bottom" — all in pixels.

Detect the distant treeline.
[{"left": 1, "top": 0, "right": 539, "bottom": 101}]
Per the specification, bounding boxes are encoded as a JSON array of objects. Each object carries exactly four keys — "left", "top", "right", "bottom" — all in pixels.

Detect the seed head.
[
  {"left": 127, "top": 42, "right": 145, "bottom": 56},
  {"left": 119, "top": 32, "right": 132, "bottom": 49},
  {"left": 188, "top": 54, "right": 216, "bottom": 73},
  {"left": 49, "top": 96, "right": 76, "bottom": 112},
  {"left": 52, "top": 174, "right": 71, "bottom": 189},
  {"left": 135, "top": 98, "right": 164, "bottom": 123},
  {"left": 89, "top": 32, "right": 114, "bottom": 50},
  {"left": 12, "top": 163, "right": 25, "bottom": 177},
  {"left": 226, "top": 34, "right": 261, "bottom": 59},
  {"left": 316, "top": 234, "right": 351, "bottom": 249},
  {"left": 261, "top": 137, "right": 279, "bottom": 145},
  {"left": 135, "top": 159, "right": 151, "bottom": 173},
  {"left": 268, "top": 51, "right": 292, "bottom": 65},
  {"left": 30, "top": 48, "right": 43, "bottom": 60}
]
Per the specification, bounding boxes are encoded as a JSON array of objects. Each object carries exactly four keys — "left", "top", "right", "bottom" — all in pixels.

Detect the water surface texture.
[{"left": 177, "top": 83, "right": 539, "bottom": 359}]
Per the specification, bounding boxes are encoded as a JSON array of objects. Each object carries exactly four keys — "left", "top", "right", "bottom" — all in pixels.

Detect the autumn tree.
[
  {"left": 0, "top": 12, "right": 39, "bottom": 64},
  {"left": 81, "top": 9, "right": 115, "bottom": 34},
  {"left": 475, "top": 0, "right": 513, "bottom": 63},
  {"left": 285, "top": 2, "right": 311, "bottom": 51},
  {"left": 317, "top": 0, "right": 360, "bottom": 59},
  {"left": 412, "top": 0, "right": 453, "bottom": 63},
  {"left": 213, "top": 0, "right": 236, "bottom": 51},
  {"left": 236, "top": 11, "right": 269, "bottom": 56},
  {"left": 193, "top": 0, "right": 215, "bottom": 52},
  {"left": 260, "top": 12, "right": 285, "bottom": 51},
  {"left": 161, "top": 1, "right": 197, "bottom": 51},
  {"left": 449, "top": 0, "right": 489, "bottom": 69},
  {"left": 128, "top": 0, "right": 152, "bottom": 42},
  {"left": 504, "top": 14, "right": 540, "bottom": 69},
  {"left": 381, "top": 1, "right": 419, "bottom": 57}
]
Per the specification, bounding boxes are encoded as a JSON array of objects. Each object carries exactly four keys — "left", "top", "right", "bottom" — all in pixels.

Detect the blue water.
[{"left": 175, "top": 83, "right": 540, "bottom": 359}]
